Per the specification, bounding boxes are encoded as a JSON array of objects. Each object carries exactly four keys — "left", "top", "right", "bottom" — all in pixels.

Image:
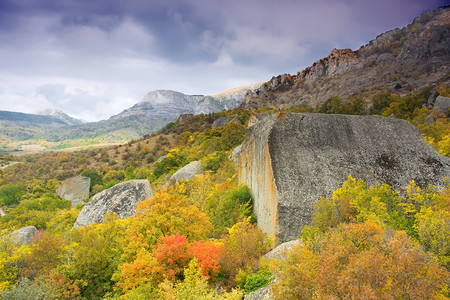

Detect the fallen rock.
[
  {"left": 169, "top": 161, "right": 202, "bottom": 182},
  {"left": 56, "top": 176, "right": 90, "bottom": 207},
  {"left": 245, "top": 284, "right": 272, "bottom": 300},
  {"left": 245, "top": 239, "right": 301, "bottom": 300},
  {"left": 7, "top": 226, "right": 37, "bottom": 245},
  {"left": 212, "top": 116, "right": 241, "bottom": 129},
  {"left": 433, "top": 96, "right": 450, "bottom": 115},
  {"left": 263, "top": 239, "right": 301, "bottom": 261},
  {"left": 238, "top": 113, "right": 450, "bottom": 244},
  {"left": 73, "top": 180, "right": 153, "bottom": 228}
]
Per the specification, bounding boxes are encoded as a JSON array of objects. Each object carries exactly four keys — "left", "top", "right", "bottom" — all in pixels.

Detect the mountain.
[
  {"left": 242, "top": 6, "right": 450, "bottom": 109},
  {"left": 0, "top": 84, "right": 260, "bottom": 154},
  {"left": 36, "top": 109, "right": 85, "bottom": 126},
  {"left": 112, "top": 84, "right": 262, "bottom": 121},
  {"left": 0, "top": 110, "right": 70, "bottom": 141},
  {"left": 0, "top": 110, "right": 68, "bottom": 126}
]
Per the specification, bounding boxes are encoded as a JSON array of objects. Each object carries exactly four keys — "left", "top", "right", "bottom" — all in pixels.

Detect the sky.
[{"left": 0, "top": 0, "right": 447, "bottom": 122}]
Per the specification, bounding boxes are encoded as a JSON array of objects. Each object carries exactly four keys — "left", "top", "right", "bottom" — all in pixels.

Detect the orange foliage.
[
  {"left": 153, "top": 234, "right": 191, "bottom": 281},
  {"left": 273, "top": 221, "right": 449, "bottom": 299},
  {"left": 188, "top": 240, "right": 224, "bottom": 280},
  {"left": 122, "top": 192, "right": 212, "bottom": 262}
]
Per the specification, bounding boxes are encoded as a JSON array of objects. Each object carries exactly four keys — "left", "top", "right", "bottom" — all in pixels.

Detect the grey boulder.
[
  {"left": 73, "top": 179, "right": 153, "bottom": 228},
  {"left": 56, "top": 176, "right": 90, "bottom": 207}
]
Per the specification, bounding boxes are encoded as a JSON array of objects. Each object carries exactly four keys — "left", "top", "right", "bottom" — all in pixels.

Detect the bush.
[{"left": 0, "top": 183, "right": 23, "bottom": 206}]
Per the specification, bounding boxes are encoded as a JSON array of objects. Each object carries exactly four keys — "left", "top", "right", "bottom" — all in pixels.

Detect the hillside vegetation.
[{"left": 0, "top": 83, "right": 448, "bottom": 299}]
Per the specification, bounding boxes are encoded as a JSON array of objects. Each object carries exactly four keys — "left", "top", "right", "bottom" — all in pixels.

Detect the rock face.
[
  {"left": 238, "top": 113, "right": 450, "bottom": 243},
  {"left": 112, "top": 90, "right": 247, "bottom": 121},
  {"left": 73, "top": 180, "right": 153, "bottom": 228},
  {"left": 169, "top": 161, "right": 202, "bottom": 182},
  {"left": 7, "top": 226, "right": 37, "bottom": 244},
  {"left": 433, "top": 96, "right": 450, "bottom": 114},
  {"left": 242, "top": 7, "right": 450, "bottom": 110},
  {"left": 56, "top": 176, "right": 91, "bottom": 207}
]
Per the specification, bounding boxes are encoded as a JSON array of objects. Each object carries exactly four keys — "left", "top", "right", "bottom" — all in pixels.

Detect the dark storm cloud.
[{"left": 0, "top": 0, "right": 446, "bottom": 121}]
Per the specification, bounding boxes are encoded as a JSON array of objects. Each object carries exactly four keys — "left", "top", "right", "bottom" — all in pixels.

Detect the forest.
[{"left": 0, "top": 86, "right": 449, "bottom": 299}]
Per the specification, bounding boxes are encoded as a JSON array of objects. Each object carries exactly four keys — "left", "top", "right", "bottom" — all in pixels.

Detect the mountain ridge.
[{"left": 242, "top": 6, "right": 450, "bottom": 109}]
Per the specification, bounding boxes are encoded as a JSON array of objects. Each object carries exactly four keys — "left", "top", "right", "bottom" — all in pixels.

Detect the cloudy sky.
[{"left": 0, "top": 0, "right": 446, "bottom": 121}]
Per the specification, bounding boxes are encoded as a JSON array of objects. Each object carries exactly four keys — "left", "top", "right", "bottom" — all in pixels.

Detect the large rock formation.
[
  {"left": 238, "top": 113, "right": 450, "bottom": 243},
  {"left": 433, "top": 96, "right": 450, "bottom": 114},
  {"left": 56, "top": 176, "right": 90, "bottom": 207},
  {"left": 73, "top": 180, "right": 153, "bottom": 228},
  {"left": 6, "top": 226, "right": 38, "bottom": 245}
]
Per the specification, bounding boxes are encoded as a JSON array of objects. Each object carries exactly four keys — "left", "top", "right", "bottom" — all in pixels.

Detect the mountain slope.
[{"left": 242, "top": 6, "right": 450, "bottom": 109}]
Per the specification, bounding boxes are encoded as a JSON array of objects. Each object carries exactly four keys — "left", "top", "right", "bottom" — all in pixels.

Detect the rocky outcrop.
[
  {"left": 245, "top": 284, "right": 273, "bottom": 300},
  {"left": 169, "top": 161, "right": 202, "bottom": 183},
  {"left": 176, "top": 113, "right": 194, "bottom": 124},
  {"left": 6, "top": 226, "right": 37, "bottom": 245},
  {"left": 433, "top": 96, "right": 450, "bottom": 114},
  {"left": 238, "top": 113, "right": 450, "bottom": 243},
  {"left": 263, "top": 239, "right": 301, "bottom": 261},
  {"left": 242, "top": 7, "right": 450, "bottom": 110},
  {"left": 212, "top": 116, "right": 241, "bottom": 129},
  {"left": 56, "top": 176, "right": 90, "bottom": 207},
  {"left": 244, "top": 239, "right": 301, "bottom": 300},
  {"left": 73, "top": 180, "right": 153, "bottom": 228}
]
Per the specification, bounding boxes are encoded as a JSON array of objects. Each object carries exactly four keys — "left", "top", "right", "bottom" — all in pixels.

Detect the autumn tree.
[
  {"left": 121, "top": 192, "right": 212, "bottom": 262},
  {"left": 20, "top": 231, "right": 65, "bottom": 280},
  {"left": 219, "top": 218, "right": 271, "bottom": 288},
  {"left": 272, "top": 221, "right": 448, "bottom": 299}
]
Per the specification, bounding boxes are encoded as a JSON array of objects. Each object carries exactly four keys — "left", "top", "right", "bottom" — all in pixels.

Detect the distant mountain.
[
  {"left": 242, "top": 6, "right": 450, "bottom": 109},
  {"left": 0, "top": 83, "right": 260, "bottom": 153},
  {"left": 0, "top": 110, "right": 67, "bottom": 126},
  {"left": 112, "top": 84, "right": 261, "bottom": 121},
  {"left": 36, "top": 109, "right": 85, "bottom": 125}
]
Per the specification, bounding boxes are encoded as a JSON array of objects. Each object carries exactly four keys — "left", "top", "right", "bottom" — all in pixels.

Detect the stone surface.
[
  {"left": 263, "top": 239, "right": 301, "bottom": 261},
  {"left": 212, "top": 116, "right": 241, "bottom": 129},
  {"left": 244, "top": 284, "right": 273, "bottom": 300},
  {"left": 245, "top": 239, "right": 301, "bottom": 300},
  {"left": 169, "top": 161, "right": 202, "bottom": 182},
  {"left": 433, "top": 96, "right": 450, "bottom": 114},
  {"left": 73, "top": 179, "right": 153, "bottom": 228},
  {"left": 229, "top": 144, "right": 242, "bottom": 166},
  {"left": 56, "top": 176, "right": 90, "bottom": 207},
  {"left": 238, "top": 113, "right": 450, "bottom": 243},
  {"left": 7, "top": 226, "right": 37, "bottom": 244}
]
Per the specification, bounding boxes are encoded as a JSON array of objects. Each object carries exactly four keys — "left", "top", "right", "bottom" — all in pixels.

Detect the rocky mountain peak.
[{"left": 112, "top": 85, "right": 260, "bottom": 122}]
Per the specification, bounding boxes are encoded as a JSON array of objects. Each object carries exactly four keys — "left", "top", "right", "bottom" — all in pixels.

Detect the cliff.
[
  {"left": 242, "top": 7, "right": 450, "bottom": 109},
  {"left": 238, "top": 113, "right": 450, "bottom": 243}
]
